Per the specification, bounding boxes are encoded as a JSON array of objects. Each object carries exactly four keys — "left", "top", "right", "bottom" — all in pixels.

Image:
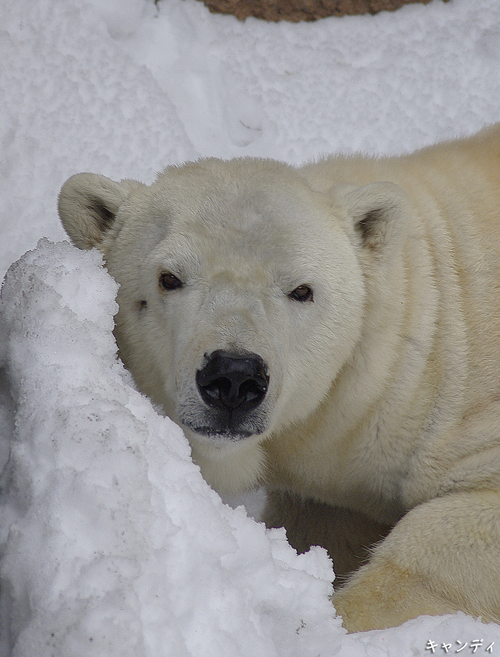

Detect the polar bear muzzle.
[{"left": 192, "top": 350, "right": 270, "bottom": 438}]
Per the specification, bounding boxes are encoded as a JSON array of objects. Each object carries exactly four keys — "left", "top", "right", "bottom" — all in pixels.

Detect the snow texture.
[
  {"left": 0, "top": 239, "right": 341, "bottom": 656},
  {"left": 1, "top": 0, "right": 500, "bottom": 655}
]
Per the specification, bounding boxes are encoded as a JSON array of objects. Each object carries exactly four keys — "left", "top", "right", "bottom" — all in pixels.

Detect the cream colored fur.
[{"left": 59, "top": 124, "right": 500, "bottom": 632}]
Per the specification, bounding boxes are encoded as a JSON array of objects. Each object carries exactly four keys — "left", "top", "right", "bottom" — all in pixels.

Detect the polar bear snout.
[
  {"left": 196, "top": 350, "right": 269, "bottom": 416},
  {"left": 185, "top": 350, "right": 271, "bottom": 440}
]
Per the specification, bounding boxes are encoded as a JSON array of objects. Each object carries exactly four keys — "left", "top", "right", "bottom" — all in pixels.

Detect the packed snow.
[{"left": 1, "top": 0, "right": 500, "bottom": 655}]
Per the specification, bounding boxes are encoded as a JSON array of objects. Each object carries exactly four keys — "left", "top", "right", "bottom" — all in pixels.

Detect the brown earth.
[{"left": 199, "top": 0, "right": 450, "bottom": 22}]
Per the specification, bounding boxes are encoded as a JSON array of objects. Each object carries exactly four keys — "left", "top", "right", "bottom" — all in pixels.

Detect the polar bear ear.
[
  {"left": 343, "top": 182, "right": 408, "bottom": 252},
  {"left": 58, "top": 173, "right": 143, "bottom": 250}
]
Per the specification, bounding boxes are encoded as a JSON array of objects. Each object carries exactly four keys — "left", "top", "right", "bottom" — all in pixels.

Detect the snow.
[{"left": 1, "top": 0, "right": 500, "bottom": 654}]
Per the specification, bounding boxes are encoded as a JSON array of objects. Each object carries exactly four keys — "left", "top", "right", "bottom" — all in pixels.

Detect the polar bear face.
[{"left": 59, "top": 158, "right": 406, "bottom": 486}]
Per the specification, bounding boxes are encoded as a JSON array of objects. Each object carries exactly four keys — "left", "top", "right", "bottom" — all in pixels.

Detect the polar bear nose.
[{"left": 196, "top": 350, "right": 269, "bottom": 413}]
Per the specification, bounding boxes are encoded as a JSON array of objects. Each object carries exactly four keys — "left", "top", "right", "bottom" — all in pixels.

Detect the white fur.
[{"left": 59, "top": 125, "right": 500, "bottom": 632}]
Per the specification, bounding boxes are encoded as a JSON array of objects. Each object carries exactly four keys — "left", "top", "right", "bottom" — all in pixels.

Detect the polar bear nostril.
[{"left": 196, "top": 350, "right": 269, "bottom": 413}]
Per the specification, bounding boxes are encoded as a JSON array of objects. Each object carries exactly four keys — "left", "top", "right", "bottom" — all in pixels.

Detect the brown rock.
[{"left": 199, "top": 0, "right": 450, "bottom": 22}]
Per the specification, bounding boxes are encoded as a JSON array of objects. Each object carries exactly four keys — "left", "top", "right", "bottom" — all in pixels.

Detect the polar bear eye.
[
  {"left": 159, "top": 271, "right": 183, "bottom": 291},
  {"left": 288, "top": 285, "right": 314, "bottom": 302}
]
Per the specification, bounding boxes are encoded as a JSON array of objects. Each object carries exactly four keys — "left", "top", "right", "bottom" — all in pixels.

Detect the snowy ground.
[{"left": 1, "top": 0, "right": 500, "bottom": 655}]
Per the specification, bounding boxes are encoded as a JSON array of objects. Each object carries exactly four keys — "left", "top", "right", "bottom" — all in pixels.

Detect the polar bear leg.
[
  {"left": 262, "top": 491, "right": 391, "bottom": 581},
  {"left": 332, "top": 490, "right": 500, "bottom": 631}
]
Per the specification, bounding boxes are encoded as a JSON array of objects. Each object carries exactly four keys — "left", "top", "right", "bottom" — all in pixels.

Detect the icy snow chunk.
[{"left": 0, "top": 239, "right": 341, "bottom": 657}]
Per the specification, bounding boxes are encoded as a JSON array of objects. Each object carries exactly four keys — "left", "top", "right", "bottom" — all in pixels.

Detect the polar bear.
[{"left": 58, "top": 124, "right": 500, "bottom": 633}]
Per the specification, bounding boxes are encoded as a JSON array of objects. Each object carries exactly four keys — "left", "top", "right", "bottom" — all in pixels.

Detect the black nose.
[{"left": 196, "top": 350, "right": 269, "bottom": 414}]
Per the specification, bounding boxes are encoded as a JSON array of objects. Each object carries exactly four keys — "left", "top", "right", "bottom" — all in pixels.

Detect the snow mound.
[{"left": 0, "top": 239, "right": 342, "bottom": 657}]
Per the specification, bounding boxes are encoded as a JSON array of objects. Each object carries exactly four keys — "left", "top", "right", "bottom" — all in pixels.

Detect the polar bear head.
[{"left": 59, "top": 158, "right": 407, "bottom": 489}]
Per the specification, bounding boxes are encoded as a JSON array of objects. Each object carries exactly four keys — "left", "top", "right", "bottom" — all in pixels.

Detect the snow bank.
[
  {"left": 0, "top": 0, "right": 196, "bottom": 277},
  {"left": 117, "top": 0, "right": 500, "bottom": 162},
  {"left": 0, "top": 240, "right": 342, "bottom": 657}
]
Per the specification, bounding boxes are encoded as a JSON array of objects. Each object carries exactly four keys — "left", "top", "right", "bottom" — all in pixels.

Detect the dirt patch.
[{"left": 199, "top": 0, "right": 450, "bottom": 22}]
